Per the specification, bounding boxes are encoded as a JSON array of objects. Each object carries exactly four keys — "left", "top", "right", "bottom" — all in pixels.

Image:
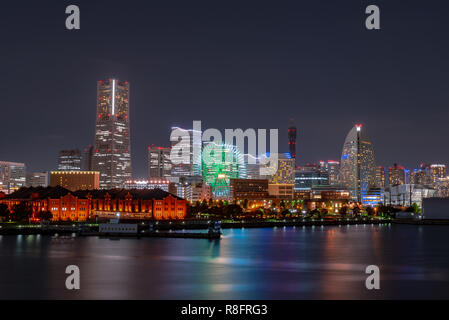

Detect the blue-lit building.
[
  {"left": 339, "top": 124, "right": 376, "bottom": 202},
  {"left": 361, "top": 187, "right": 383, "bottom": 206}
]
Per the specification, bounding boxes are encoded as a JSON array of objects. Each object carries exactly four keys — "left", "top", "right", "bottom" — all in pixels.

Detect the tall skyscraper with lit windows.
[
  {"left": 92, "top": 79, "right": 131, "bottom": 189},
  {"left": 148, "top": 146, "right": 172, "bottom": 178},
  {"left": 388, "top": 163, "right": 406, "bottom": 186},
  {"left": 339, "top": 124, "right": 376, "bottom": 202},
  {"left": 430, "top": 164, "right": 446, "bottom": 185}
]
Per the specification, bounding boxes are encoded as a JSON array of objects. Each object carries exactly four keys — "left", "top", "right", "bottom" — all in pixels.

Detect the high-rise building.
[
  {"left": 388, "top": 163, "right": 406, "bottom": 186},
  {"left": 263, "top": 153, "right": 295, "bottom": 199},
  {"left": 50, "top": 171, "right": 100, "bottom": 191},
  {"left": 430, "top": 164, "right": 446, "bottom": 185},
  {"left": 376, "top": 166, "right": 386, "bottom": 188},
  {"left": 26, "top": 172, "right": 48, "bottom": 187},
  {"left": 58, "top": 149, "right": 82, "bottom": 171},
  {"left": 409, "top": 168, "right": 429, "bottom": 186},
  {"left": 92, "top": 79, "right": 131, "bottom": 189},
  {"left": 148, "top": 146, "right": 172, "bottom": 178},
  {"left": 288, "top": 119, "right": 297, "bottom": 164},
  {"left": 84, "top": 145, "right": 94, "bottom": 171},
  {"left": 319, "top": 160, "right": 340, "bottom": 185},
  {"left": 339, "top": 124, "right": 376, "bottom": 202},
  {"left": 0, "top": 161, "right": 26, "bottom": 194}
]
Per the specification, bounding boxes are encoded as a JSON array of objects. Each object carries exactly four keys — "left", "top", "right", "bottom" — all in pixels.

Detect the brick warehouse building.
[{"left": 0, "top": 186, "right": 187, "bottom": 221}]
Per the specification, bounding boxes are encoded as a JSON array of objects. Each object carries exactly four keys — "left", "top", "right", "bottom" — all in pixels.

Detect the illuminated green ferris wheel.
[{"left": 201, "top": 142, "right": 247, "bottom": 198}]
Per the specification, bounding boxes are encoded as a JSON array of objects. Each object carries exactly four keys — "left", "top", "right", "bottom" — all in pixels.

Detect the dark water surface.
[{"left": 1, "top": 224, "right": 448, "bottom": 299}]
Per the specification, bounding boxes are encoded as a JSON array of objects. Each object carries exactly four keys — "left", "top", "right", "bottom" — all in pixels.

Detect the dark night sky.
[{"left": 1, "top": 0, "right": 449, "bottom": 177}]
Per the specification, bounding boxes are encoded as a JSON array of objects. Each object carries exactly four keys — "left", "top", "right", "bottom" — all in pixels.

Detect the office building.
[
  {"left": 311, "top": 185, "right": 351, "bottom": 201},
  {"left": 376, "top": 166, "right": 386, "bottom": 188},
  {"left": 58, "top": 149, "right": 82, "bottom": 171},
  {"left": 230, "top": 178, "right": 269, "bottom": 200},
  {"left": 410, "top": 168, "right": 429, "bottom": 186},
  {"left": 388, "top": 163, "right": 406, "bottom": 186},
  {"left": 148, "top": 146, "right": 172, "bottom": 178},
  {"left": 295, "top": 164, "right": 329, "bottom": 191},
  {"left": 268, "top": 184, "right": 294, "bottom": 199},
  {"left": 430, "top": 164, "right": 446, "bottom": 185},
  {"left": 318, "top": 160, "right": 340, "bottom": 185},
  {"left": 0, "top": 161, "right": 26, "bottom": 194}
]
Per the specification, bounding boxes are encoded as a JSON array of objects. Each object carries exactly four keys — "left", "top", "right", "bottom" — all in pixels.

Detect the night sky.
[{"left": 1, "top": 0, "right": 449, "bottom": 177}]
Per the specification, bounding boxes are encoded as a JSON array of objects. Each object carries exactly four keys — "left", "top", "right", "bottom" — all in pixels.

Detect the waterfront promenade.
[{"left": 0, "top": 218, "right": 392, "bottom": 238}]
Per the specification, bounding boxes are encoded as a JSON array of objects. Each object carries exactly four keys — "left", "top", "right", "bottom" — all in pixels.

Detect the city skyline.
[
  {"left": 2, "top": 1, "right": 449, "bottom": 303},
  {"left": 2, "top": 1, "right": 449, "bottom": 177}
]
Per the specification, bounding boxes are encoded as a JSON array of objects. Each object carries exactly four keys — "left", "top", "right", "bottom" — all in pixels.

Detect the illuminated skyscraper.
[
  {"left": 58, "top": 149, "right": 82, "bottom": 171},
  {"left": 410, "top": 168, "right": 428, "bottom": 185},
  {"left": 376, "top": 166, "right": 386, "bottom": 188},
  {"left": 148, "top": 146, "right": 172, "bottom": 178},
  {"left": 339, "top": 124, "right": 376, "bottom": 202},
  {"left": 288, "top": 119, "right": 297, "bottom": 164},
  {"left": 430, "top": 164, "right": 446, "bottom": 185},
  {"left": 92, "top": 79, "right": 131, "bottom": 189},
  {"left": 388, "top": 163, "right": 406, "bottom": 186}
]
